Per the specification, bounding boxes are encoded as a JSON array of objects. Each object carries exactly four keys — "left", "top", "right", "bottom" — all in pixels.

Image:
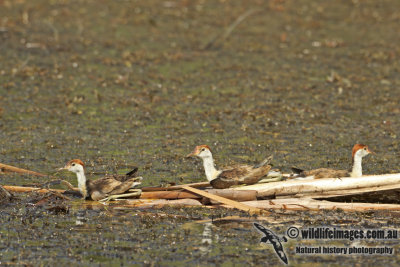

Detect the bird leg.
[
  {"left": 253, "top": 155, "right": 273, "bottom": 168},
  {"left": 59, "top": 180, "right": 76, "bottom": 190},
  {"left": 38, "top": 179, "right": 76, "bottom": 190},
  {"left": 99, "top": 189, "right": 142, "bottom": 203}
]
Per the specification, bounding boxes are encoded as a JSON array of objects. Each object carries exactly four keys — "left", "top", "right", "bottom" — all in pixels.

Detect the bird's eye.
[
  {"left": 364, "top": 147, "right": 367, "bottom": 150},
  {"left": 72, "top": 163, "right": 76, "bottom": 166},
  {"left": 201, "top": 148, "right": 205, "bottom": 152}
]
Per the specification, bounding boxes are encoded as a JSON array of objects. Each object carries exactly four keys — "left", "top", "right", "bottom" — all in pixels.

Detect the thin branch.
[
  {"left": 202, "top": 8, "right": 260, "bottom": 50},
  {"left": 181, "top": 185, "right": 267, "bottom": 215},
  {"left": 0, "top": 162, "right": 47, "bottom": 177}
]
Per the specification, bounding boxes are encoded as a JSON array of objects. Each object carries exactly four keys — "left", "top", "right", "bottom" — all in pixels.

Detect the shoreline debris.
[{"left": 2, "top": 162, "right": 400, "bottom": 213}]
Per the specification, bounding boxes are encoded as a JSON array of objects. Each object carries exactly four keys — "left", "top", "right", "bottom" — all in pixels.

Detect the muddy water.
[{"left": 1, "top": 0, "right": 400, "bottom": 265}]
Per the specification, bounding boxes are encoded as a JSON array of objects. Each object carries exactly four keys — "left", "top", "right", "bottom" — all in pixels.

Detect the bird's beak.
[
  {"left": 186, "top": 152, "right": 196, "bottom": 158},
  {"left": 368, "top": 149, "right": 375, "bottom": 155},
  {"left": 57, "top": 166, "right": 67, "bottom": 171},
  {"left": 186, "top": 149, "right": 199, "bottom": 158}
]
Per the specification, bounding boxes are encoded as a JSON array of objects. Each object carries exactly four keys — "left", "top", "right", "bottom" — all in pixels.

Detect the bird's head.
[
  {"left": 186, "top": 145, "right": 213, "bottom": 159},
  {"left": 58, "top": 159, "right": 85, "bottom": 173},
  {"left": 352, "top": 144, "right": 374, "bottom": 159}
]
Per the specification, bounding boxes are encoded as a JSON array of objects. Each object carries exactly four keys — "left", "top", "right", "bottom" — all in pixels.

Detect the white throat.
[
  {"left": 75, "top": 170, "right": 88, "bottom": 198},
  {"left": 201, "top": 156, "right": 221, "bottom": 181},
  {"left": 350, "top": 154, "right": 363, "bottom": 177}
]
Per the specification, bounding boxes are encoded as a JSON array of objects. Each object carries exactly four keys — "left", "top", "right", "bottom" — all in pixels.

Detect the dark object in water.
[{"left": 0, "top": 185, "right": 12, "bottom": 204}]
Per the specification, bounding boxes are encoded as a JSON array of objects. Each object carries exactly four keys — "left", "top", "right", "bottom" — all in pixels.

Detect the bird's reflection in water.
[
  {"left": 75, "top": 215, "right": 86, "bottom": 226},
  {"left": 199, "top": 222, "right": 219, "bottom": 254}
]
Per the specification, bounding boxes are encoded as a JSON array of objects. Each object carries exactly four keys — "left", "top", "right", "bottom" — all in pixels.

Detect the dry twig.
[{"left": 202, "top": 8, "right": 260, "bottom": 50}]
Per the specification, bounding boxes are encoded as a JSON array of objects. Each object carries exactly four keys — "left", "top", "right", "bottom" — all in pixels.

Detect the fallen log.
[
  {"left": 3, "top": 185, "right": 258, "bottom": 202},
  {"left": 283, "top": 183, "right": 400, "bottom": 199},
  {"left": 221, "top": 198, "right": 400, "bottom": 212},
  {"left": 141, "top": 181, "right": 210, "bottom": 192},
  {"left": 182, "top": 185, "right": 267, "bottom": 215},
  {"left": 204, "top": 189, "right": 257, "bottom": 204},
  {"left": 3, "top": 185, "right": 200, "bottom": 199},
  {"left": 233, "top": 173, "right": 400, "bottom": 198},
  {"left": 143, "top": 189, "right": 257, "bottom": 203},
  {"left": 3, "top": 185, "right": 67, "bottom": 194},
  {"left": 113, "top": 198, "right": 203, "bottom": 208},
  {"left": 141, "top": 191, "right": 200, "bottom": 199},
  {"left": 0, "top": 163, "right": 48, "bottom": 177}
]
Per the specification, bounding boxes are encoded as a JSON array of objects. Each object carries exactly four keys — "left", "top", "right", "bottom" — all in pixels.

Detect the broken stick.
[
  {"left": 202, "top": 8, "right": 260, "bottom": 50},
  {"left": 181, "top": 185, "right": 267, "bottom": 215},
  {"left": 0, "top": 162, "right": 48, "bottom": 177}
]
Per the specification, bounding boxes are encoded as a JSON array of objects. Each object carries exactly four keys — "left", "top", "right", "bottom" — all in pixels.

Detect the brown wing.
[
  {"left": 219, "top": 165, "right": 252, "bottom": 179},
  {"left": 108, "top": 178, "right": 139, "bottom": 195},
  {"left": 87, "top": 176, "right": 141, "bottom": 200},
  {"left": 211, "top": 164, "right": 271, "bottom": 189},
  {"left": 304, "top": 168, "right": 349, "bottom": 179},
  {"left": 105, "top": 167, "right": 139, "bottom": 182},
  {"left": 88, "top": 177, "right": 123, "bottom": 195}
]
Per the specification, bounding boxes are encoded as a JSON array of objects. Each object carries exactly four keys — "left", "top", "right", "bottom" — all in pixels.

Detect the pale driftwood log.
[
  {"left": 282, "top": 183, "right": 400, "bottom": 199},
  {"left": 233, "top": 173, "right": 400, "bottom": 198},
  {"left": 221, "top": 198, "right": 400, "bottom": 212}
]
